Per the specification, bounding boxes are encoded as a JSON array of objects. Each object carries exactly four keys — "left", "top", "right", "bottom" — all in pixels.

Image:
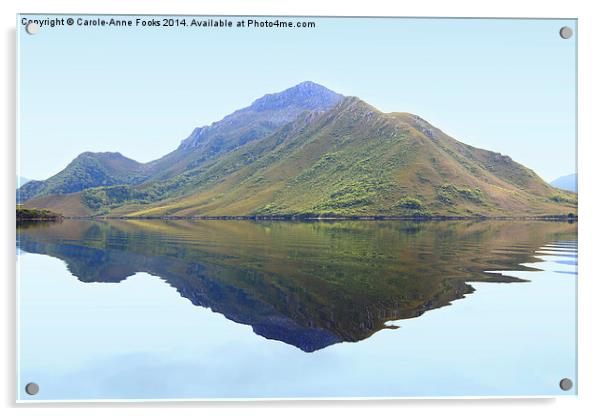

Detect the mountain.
[
  {"left": 551, "top": 173, "right": 577, "bottom": 193},
  {"left": 140, "top": 80, "right": 344, "bottom": 182},
  {"left": 17, "top": 82, "right": 344, "bottom": 204},
  {"left": 19, "top": 82, "right": 577, "bottom": 218}
]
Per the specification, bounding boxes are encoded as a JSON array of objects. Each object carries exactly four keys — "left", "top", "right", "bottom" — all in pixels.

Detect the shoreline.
[{"left": 53, "top": 214, "right": 577, "bottom": 222}]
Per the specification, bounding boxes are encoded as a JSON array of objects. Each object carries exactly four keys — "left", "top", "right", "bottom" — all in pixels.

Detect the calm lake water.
[{"left": 16, "top": 219, "right": 577, "bottom": 400}]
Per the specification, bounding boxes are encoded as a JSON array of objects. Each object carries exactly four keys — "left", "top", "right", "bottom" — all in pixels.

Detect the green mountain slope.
[
  {"left": 17, "top": 152, "right": 146, "bottom": 203},
  {"left": 21, "top": 83, "right": 576, "bottom": 218},
  {"left": 18, "top": 81, "right": 344, "bottom": 203},
  {"left": 144, "top": 81, "right": 344, "bottom": 182}
]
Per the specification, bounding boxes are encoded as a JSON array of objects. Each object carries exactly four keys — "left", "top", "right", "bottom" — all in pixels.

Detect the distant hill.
[
  {"left": 550, "top": 173, "right": 577, "bottom": 193},
  {"left": 20, "top": 82, "right": 576, "bottom": 218},
  {"left": 16, "top": 176, "right": 30, "bottom": 189}
]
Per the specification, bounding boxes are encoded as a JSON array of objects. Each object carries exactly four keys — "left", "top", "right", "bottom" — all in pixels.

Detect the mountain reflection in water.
[{"left": 17, "top": 220, "right": 576, "bottom": 352}]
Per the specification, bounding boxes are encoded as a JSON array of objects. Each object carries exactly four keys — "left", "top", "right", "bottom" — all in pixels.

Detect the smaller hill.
[{"left": 17, "top": 152, "right": 146, "bottom": 203}]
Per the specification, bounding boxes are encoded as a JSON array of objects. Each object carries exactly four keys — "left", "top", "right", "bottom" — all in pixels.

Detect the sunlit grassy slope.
[
  {"left": 110, "top": 98, "right": 575, "bottom": 217},
  {"left": 23, "top": 88, "right": 576, "bottom": 218}
]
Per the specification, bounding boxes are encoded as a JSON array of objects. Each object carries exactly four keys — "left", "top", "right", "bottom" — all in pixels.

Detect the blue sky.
[{"left": 18, "top": 16, "right": 576, "bottom": 182}]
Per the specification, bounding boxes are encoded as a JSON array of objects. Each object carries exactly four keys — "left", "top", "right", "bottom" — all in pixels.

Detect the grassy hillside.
[
  {"left": 75, "top": 97, "right": 575, "bottom": 218},
  {"left": 17, "top": 152, "right": 146, "bottom": 203},
  {"left": 144, "top": 81, "right": 344, "bottom": 182},
  {"left": 18, "top": 82, "right": 344, "bottom": 205},
  {"left": 20, "top": 84, "right": 577, "bottom": 218},
  {"left": 22, "top": 193, "right": 93, "bottom": 217}
]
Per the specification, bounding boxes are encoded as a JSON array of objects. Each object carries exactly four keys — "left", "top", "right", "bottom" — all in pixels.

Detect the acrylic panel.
[{"left": 16, "top": 15, "right": 577, "bottom": 401}]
